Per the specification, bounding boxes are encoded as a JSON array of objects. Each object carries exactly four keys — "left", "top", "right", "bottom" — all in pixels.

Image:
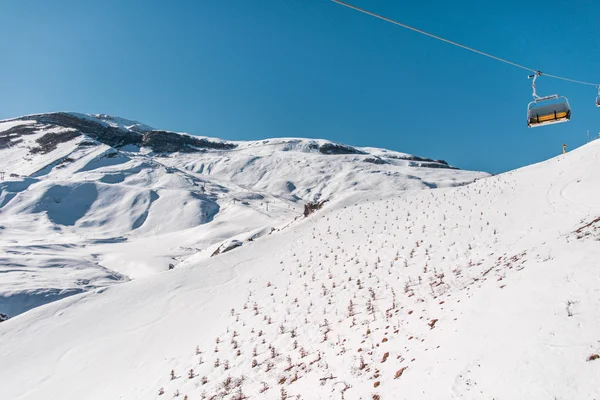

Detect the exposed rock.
[
  {"left": 141, "top": 130, "right": 236, "bottom": 153},
  {"left": 222, "top": 240, "right": 243, "bottom": 253},
  {"left": 211, "top": 240, "right": 243, "bottom": 257},
  {"left": 381, "top": 153, "right": 455, "bottom": 169},
  {"left": 30, "top": 130, "right": 81, "bottom": 154},
  {"left": 304, "top": 200, "right": 328, "bottom": 217},
  {"left": 363, "top": 157, "right": 389, "bottom": 165},
  {"left": 13, "top": 113, "right": 237, "bottom": 154},
  {"left": 5, "top": 113, "right": 461, "bottom": 170},
  {"left": 319, "top": 143, "right": 364, "bottom": 155},
  {"left": 0, "top": 124, "right": 45, "bottom": 149},
  {"left": 417, "top": 162, "right": 458, "bottom": 170},
  {"left": 26, "top": 112, "right": 142, "bottom": 149}
]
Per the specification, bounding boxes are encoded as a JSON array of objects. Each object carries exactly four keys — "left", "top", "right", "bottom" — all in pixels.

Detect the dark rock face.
[
  {"left": 417, "top": 162, "right": 458, "bottom": 170},
  {"left": 381, "top": 154, "right": 455, "bottom": 169},
  {"left": 30, "top": 130, "right": 81, "bottom": 154},
  {"left": 210, "top": 240, "right": 243, "bottom": 257},
  {"left": 318, "top": 143, "right": 364, "bottom": 155},
  {"left": 141, "top": 131, "right": 236, "bottom": 153},
  {"left": 12, "top": 113, "right": 237, "bottom": 154},
  {"left": 304, "top": 200, "right": 328, "bottom": 217},
  {"left": 0, "top": 123, "right": 46, "bottom": 149},
  {"left": 222, "top": 240, "right": 243, "bottom": 253},
  {"left": 31, "top": 113, "right": 142, "bottom": 149},
  {"left": 0, "top": 312, "right": 8, "bottom": 322},
  {"left": 363, "top": 157, "right": 389, "bottom": 165}
]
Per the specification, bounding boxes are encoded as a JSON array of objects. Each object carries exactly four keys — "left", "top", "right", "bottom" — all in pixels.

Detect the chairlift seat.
[{"left": 527, "top": 97, "right": 571, "bottom": 128}]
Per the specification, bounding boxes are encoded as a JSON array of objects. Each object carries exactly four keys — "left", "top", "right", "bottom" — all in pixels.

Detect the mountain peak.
[{"left": 1, "top": 112, "right": 459, "bottom": 169}]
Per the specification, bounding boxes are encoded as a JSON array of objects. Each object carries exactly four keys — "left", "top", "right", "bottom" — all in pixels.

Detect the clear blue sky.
[{"left": 1, "top": 0, "right": 599, "bottom": 173}]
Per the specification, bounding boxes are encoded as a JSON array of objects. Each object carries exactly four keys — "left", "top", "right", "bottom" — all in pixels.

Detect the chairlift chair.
[
  {"left": 596, "top": 86, "right": 600, "bottom": 107},
  {"left": 527, "top": 72, "right": 571, "bottom": 128}
]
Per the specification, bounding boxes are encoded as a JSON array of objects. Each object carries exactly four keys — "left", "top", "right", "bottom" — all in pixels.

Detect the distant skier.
[{"left": 562, "top": 143, "right": 567, "bottom": 154}]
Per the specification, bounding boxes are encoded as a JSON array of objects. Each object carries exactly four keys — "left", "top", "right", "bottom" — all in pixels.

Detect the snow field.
[
  {"left": 1, "top": 113, "right": 484, "bottom": 318},
  {"left": 1, "top": 139, "right": 599, "bottom": 399}
]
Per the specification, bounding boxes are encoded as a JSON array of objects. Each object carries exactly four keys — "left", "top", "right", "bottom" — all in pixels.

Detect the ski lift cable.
[
  {"left": 332, "top": 0, "right": 600, "bottom": 87},
  {"left": 541, "top": 73, "right": 598, "bottom": 87}
]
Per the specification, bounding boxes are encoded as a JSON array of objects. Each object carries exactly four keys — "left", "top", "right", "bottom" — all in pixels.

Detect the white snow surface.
[
  {"left": 0, "top": 113, "right": 599, "bottom": 399},
  {"left": 0, "top": 113, "right": 484, "bottom": 319}
]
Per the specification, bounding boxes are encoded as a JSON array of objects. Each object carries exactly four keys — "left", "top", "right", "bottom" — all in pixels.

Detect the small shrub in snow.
[
  {"left": 359, "top": 356, "right": 367, "bottom": 371},
  {"left": 566, "top": 300, "right": 576, "bottom": 317},
  {"left": 259, "top": 382, "right": 269, "bottom": 393},
  {"left": 290, "top": 371, "right": 300, "bottom": 383},
  {"left": 348, "top": 300, "right": 355, "bottom": 317},
  {"left": 394, "top": 366, "right": 408, "bottom": 379},
  {"left": 231, "top": 387, "right": 247, "bottom": 400}
]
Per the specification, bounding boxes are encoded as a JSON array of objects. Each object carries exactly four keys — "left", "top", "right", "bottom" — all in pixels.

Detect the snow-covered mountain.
[
  {"left": 1, "top": 112, "right": 599, "bottom": 400},
  {"left": 0, "top": 112, "right": 485, "bottom": 318}
]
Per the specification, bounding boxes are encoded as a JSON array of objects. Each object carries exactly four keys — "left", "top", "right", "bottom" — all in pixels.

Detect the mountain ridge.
[
  {"left": 0, "top": 112, "right": 486, "bottom": 320},
  {"left": 1, "top": 112, "right": 456, "bottom": 168}
]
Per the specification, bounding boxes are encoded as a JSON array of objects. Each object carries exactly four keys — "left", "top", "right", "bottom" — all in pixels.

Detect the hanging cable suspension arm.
[{"left": 331, "top": 0, "right": 599, "bottom": 87}]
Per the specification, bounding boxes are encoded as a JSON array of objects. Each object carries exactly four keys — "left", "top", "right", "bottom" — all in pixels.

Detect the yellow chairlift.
[{"left": 527, "top": 72, "right": 571, "bottom": 128}]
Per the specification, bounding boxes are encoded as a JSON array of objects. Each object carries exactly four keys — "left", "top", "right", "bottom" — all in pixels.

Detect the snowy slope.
[
  {"left": 0, "top": 113, "right": 485, "bottom": 318},
  {"left": 1, "top": 130, "right": 598, "bottom": 399}
]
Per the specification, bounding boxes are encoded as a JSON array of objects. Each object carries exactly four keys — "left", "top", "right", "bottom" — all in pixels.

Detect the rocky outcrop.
[
  {"left": 30, "top": 130, "right": 81, "bottom": 154},
  {"left": 318, "top": 142, "right": 365, "bottom": 155},
  {"left": 4, "top": 112, "right": 460, "bottom": 170},
  {"left": 304, "top": 200, "right": 328, "bottom": 217},
  {"left": 14, "top": 113, "right": 237, "bottom": 154},
  {"left": 363, "top": 157, "right": 389, "bottom": 165},
  {"left": 381, "top": 154, "right": 456, "bottom": 169},
  {"left": 141, "top": 130, "right": 236, "bottom": 153}
]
